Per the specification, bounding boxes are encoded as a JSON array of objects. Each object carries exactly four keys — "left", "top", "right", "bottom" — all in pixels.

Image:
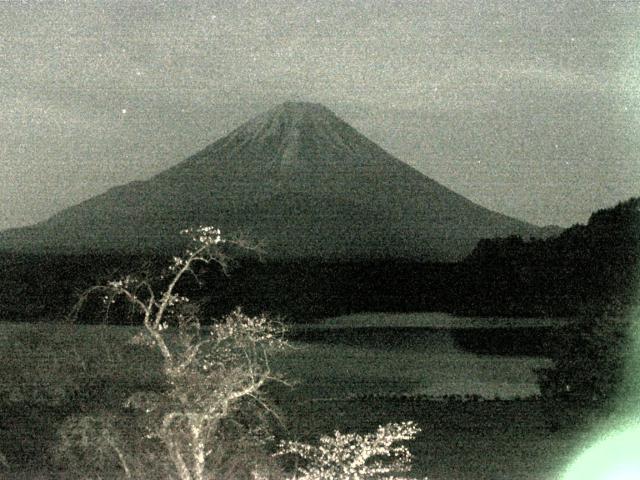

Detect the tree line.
[{"left": 1, "top": 197, "right": 637, "bottom": 323}]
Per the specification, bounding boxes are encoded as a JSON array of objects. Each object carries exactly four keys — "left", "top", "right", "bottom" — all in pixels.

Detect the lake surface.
[
  {"left": 0, "top": 313, "right": 562, "bottom": 400},
  {"left": 279, "top": 312, "right": 562, "bottom": 399},
  {"left": 312, "top": 311, "right": 570, "bottom": 329}
]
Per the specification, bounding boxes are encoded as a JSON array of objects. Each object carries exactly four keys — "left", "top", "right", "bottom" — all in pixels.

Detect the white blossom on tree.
[
  {"left": 69, "top": 227, "right": 286, "bottom": 480},
  {"left": 275, "top": 421, "right": 426, "bottom": 480}
]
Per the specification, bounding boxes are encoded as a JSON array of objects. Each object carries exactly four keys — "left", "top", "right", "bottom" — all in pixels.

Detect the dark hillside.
[{"left": 459, "top": 197, "right": 640, "bottom": 317}]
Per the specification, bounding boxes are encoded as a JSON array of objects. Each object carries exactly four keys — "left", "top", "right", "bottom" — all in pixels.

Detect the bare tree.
[
  {"left": 60, "top": 226, "right": 427, "bottom": 479},
  {"left": 65, "top": 227, "right": 287, "bottom": 480}
]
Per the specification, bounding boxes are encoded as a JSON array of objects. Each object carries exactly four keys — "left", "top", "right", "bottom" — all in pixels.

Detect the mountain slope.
[{"left": 0, "top": 102, "right": 557, "bottom": 260}]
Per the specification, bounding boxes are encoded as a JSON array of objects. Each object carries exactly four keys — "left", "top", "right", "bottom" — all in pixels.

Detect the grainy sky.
[{"left": 1, "top": 0, "right": 638, "bottom": 230}]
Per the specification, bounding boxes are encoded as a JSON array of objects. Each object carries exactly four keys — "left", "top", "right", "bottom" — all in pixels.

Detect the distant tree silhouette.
[{"left": 460, "top": 197, "right": 640, "bottom": 317}]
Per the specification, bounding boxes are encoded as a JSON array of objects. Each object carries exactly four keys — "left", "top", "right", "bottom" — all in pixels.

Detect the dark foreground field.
[
  {"left": 0, "top": 316, "right": 610, "bottom": 479},
  {"left": 273, "top": 395, "right": 600, "bottom": 480},
  {"left": 0, "top": 395, "right": 602, "bottom": 480}
]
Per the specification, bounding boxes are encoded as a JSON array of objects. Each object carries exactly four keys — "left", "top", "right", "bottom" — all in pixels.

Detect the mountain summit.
[{"left": 0, "top": 102, "right": 556, "bottom": 260}]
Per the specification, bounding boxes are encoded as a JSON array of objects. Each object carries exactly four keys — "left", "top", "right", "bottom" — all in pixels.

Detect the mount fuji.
[{"left": 0, "top": 102, "right": 557, "bottom": 260}]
